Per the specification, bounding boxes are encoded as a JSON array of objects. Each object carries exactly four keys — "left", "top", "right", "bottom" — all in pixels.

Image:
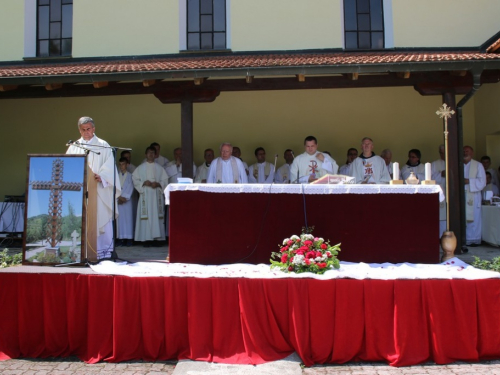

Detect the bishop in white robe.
[
  {"left": 133, "top": 147, "right": 169, "bottom": 244},
  {"left": 66, "top": 117, "right": 121, "bottom": 259}
]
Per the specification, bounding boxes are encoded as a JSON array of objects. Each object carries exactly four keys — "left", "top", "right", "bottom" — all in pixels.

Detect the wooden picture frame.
[{"left": 22, "top": 154, "right": 88, "bottom": 266}]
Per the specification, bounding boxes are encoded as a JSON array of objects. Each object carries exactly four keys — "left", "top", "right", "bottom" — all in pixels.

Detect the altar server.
[
  {"left": 290, "top": 136, "right": 338, "bottom": 183},
  {"left": 463, "top": 146, "right": 486, "bottom": 247},
  {"left": 133, "top": 146, "right": 169, "bottom": 246},
  {"left": 248, "top": 147, "right": 275, "bottom": 184},
  {"left": 66, "top": 116, "right": 121, "bottom": 259},
  {"left": 274, "top": 149, "right": 294, "bottom": 183},
  {"left": 351, "top": 137, "right": 390, "bottom": 184},
  {"left": 195, "top": 148, "right": 215, "bottom": 183},
  {"left": 207, "top": 143, "right": 248, "bottom": 184},
  {"left": 116, "top": 157, "right": 134, "bottom": 246}
]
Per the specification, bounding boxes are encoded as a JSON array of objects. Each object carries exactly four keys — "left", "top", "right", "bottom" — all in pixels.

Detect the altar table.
[
  {"left": 165, "top": 184, "right": 442, "bottom": 264},
  {"left": 482, "top": 205, "right": 500, "bottom": 246}
]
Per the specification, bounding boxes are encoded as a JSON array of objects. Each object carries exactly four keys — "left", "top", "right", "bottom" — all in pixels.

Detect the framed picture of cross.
[{"left": 22, "top": 154, "right": 88, "bottom": 265}]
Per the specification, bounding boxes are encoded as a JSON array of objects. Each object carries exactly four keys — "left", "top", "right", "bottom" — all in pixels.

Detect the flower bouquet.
[{"left": 270, "top": 230, "right": 341, "bottom": 275}]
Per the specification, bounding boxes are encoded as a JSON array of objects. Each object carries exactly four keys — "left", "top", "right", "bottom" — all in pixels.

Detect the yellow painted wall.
[
  {"left": 474, "top": 84, "right": 500, "bottom": 166},
  {"left": 0, "top": 0, "right": 24, "bottom": 61},
  {"left": 72, "top": 0, "right": 179, "bottom": 57},
  {"left": 231, "top": 0, "right": 341, "bottom": 51},
  {"left": 392, "top": 0, "right": 500, "bottom": 47},
  {"left": 0, "top": 86, "right": 478, "bottom": 199}
]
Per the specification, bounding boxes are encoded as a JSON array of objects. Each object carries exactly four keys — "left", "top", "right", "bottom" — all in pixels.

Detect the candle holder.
[
  {"left": 421, "top": 180, "right": 436, "bottom": 185},
  {"left": 390, "top": 179, "right": 403, "bottom": 185}
]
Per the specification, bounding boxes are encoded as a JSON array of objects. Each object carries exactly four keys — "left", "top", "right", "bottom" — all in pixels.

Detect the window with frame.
[
  {"left": 344, "top": 0, "right": 384, "bottom": 50},
  {"left": 187, "top": 0, "right": 226, "bottom": 50},
  {"left": 37, "top": 0, "right": 73, "bottom": 57}
]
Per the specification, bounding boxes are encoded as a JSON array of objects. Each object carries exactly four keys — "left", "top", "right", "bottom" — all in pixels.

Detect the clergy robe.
[
  {"left": 142, "top": 154, "right": 169, "bottom": 169},
  {"left": 483, "top": 183, "right": 500, "bottom": 199},
  {"left": 338, "top": 163, "right": 352, "bottom": 176},
  {"left": 290, "top": 152, "right": 338, "bottom": 184},
  {"left": 207, "top": 157, "right": 248, "bottom": 183},
  {"left": 487, "top": 168, "right": 500, "bottom": 188},
  {"left": 195, "top": 162, "right": 211, "bottom": 183},
  {"left": 133, "top": 161, "right": 169, "bottom": 242},
  {"left": 401, "top": 163, "right": 426, "bottom": 183},
  {"left": 431, "top": 158, "right": 447, "bottom": 237},
  {"left": 117, "top": 171, "right": 134, "bottom": 240},
  {"left": 66, "top": 135, "right": 121, "bottom": 259},
  {"left": 127, "top": 163, "right": 136, "bottom": 173},
  {"left": 351, "top": 154, "right": 390, "bottom": 184},
  {"left": 464, "top": 159, "right": 486, "bottom": 245},
  {"left": 275, "top": 163, "right": 292, "bottom": 183},
  {"left": 165, "top": 161, "right": 197, "bottom": 183},
  {"left": 248, "top": 162, "right": 275, "bottom": 183}
]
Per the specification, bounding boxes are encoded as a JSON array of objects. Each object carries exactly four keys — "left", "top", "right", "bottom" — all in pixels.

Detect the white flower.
[
  {"left": 283, "top": 238, "right": 290, "bottom": 245},
  {"left": 315, "top": 257, "right": 323, "bottom": 262},
  {"left": 290, "top": 235, "right": 299, "bottom": 241},
  {"left": 293, "top": 254, "right": 304, "bottom": 265}
]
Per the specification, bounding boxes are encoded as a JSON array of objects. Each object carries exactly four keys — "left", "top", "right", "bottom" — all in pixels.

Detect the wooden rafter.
[
  {"left": 92, "top": 81, "right": 109, "bottom": 89},
  {"left": 45, "top": 83, "right": 63, "bottom": 91}
]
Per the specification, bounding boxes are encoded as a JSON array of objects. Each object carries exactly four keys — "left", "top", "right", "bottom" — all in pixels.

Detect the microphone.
[{"left": 66, "top": 140, "right": 80, "bottom": 146}]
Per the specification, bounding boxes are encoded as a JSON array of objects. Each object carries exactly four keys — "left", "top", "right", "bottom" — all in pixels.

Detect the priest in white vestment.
[
  {"left": 351, "top": 137, "right": 390, "bottom": 184},
  {"left": 290, "top": 136, "right": 338, "bottom": 184},
  {"left": 463, "top": 146, "right": 486, "bottom": 246},
  {"left": 274, "top": 149, "right": 294, "bottom": 183},
  {"left": 380, "top": 149, "right": 393, "bottom": 179},
  {"left": 165, "top": 147, "right": 197, "bottom": 184},
  {"left": 195, "top": 148, "right": 215, "bottom": 183},
  {"left": 248, "top": 147, "right": 275, "bottom": 184},
  {"left": 66, "top": 116, "right": 121, "bottom": 259},
  {"left": 431, "top": 145, "right": 447, "bottom": 238},
  {"left": 207, "top": 143, "right": 248, "bottom": 183},
  {"left": 116, "top": 157, "right": 134, "bottom": 246},
  {"left": 338, "top": 148, "right": 358, "bottom": 176},
  {"left": 400, "top": 149, "right": 426, "bottom": 183},
  {"left": 133, "top": 146, "right": 169, "bottom": 246}
]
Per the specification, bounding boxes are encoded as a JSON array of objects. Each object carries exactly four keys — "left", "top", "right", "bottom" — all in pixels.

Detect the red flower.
[
  {"left": 296, "top": 249, "right": 305, "bottom": 255},
  {"left": 318, "top": 263, "right": 327, "bottom": 269},
  {"left": 316, "top": 251, "right": 322, "bottom": 258},
  {"left": 305, "top": 259, "right": 311, "bottom": 266},
  {"left": 306, "top": 251, "right": 316, "bottom": 259},
  {"left": 281, "top": 253, "right": 288, "bottom": 263},
  {"left": 281, "top": 246, "right": 289, "bottom": 253},
  {"left": 321, "top": 243, "right": 327, "bottom": 250},
  {"left": 326, "top": 251, "right": 332, "bottom": 258},
  {"left": 288, "top": 266, "right": 294, "bottom": 271},
  {"left": 287, "top": 240, "right": 294, "bottom": 246},
  {"left": 304, "top": 240, "right": 313, "bottom": 247},
  {"left": 290, "top": 256, "right": 294, "bottom": 263}
]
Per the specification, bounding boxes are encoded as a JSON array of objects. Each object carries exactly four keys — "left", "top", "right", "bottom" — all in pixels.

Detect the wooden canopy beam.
[{"left": 0, "top": 85, "right": 18, "bottom": 92}]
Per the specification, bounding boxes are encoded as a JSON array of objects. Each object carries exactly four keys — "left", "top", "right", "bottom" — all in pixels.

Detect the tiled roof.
[
  {"left": 486, "top": 38, "right": 500, "bottom": 53},
  {"left": 1, "top": 51, "right": 500, "bottom": 79}
]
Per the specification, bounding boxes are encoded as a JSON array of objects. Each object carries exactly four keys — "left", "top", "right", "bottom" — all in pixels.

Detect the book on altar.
[{"left": 311, "top": 174, "right": 355, "bottom": 184}]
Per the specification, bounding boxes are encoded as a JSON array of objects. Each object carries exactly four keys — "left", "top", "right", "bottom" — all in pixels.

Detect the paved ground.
[{"left": 2, "top": 242, "right": 500, "bottom": 374}]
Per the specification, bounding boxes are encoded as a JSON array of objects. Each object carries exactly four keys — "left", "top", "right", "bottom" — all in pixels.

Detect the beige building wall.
[
  {"left": 392, "top": 0, "right": 500, "bottom": 47},
  {"left": 0, "top": 0, "right": 24, "bottom": 61},
  {"left": 474, "top": 84, "right": 500, "bottom": 167},
  {"left": 231, "top": 0, "right": 341, "bottom": 51},
  {"left": 0, "top": 86, "right": 477, "bottom": 199},
  {"left": 72, "top": 0, "right": 179, "bottom": 57}
]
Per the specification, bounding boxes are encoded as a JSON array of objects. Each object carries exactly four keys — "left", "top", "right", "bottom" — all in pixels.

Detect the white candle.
[
  {"left": 393, "top": 162, "right": 399, "bottom": 180},
  {"left": 425, "top": 162, "right": 432, "bottom": 181}
]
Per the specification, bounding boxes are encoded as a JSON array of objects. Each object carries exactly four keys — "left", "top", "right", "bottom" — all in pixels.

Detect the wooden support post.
[
  {"left": 181, "top": 99, "right": 194, "bottom": 179},
  {"left": 296, "top": 74, "right": 306, "bottom": 82},
  {"left": 442, "top": 92, "right": 464, "bottom": 252}
]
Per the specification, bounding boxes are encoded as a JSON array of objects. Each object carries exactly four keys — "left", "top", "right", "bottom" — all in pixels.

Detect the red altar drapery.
[{"left": 1, "top": 273, "right": 500, "bottom": 366}]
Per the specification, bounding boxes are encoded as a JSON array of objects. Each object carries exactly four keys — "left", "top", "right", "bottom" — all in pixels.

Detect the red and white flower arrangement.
[{"left": 270, "top": 230, "right": 341, "bottom": 275}]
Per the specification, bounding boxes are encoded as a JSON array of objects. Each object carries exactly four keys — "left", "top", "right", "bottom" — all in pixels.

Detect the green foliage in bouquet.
[{"left": 270, "top": 228, "right": 341, "bottom": 275}]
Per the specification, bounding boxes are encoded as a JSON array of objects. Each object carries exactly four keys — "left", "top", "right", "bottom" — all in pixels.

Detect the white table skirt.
[
  {"left": 164, "top": 183, "right": 444, "bottom": 205},
  {"left": 482, "top": 205, "right": 500, "bottom": 246}
]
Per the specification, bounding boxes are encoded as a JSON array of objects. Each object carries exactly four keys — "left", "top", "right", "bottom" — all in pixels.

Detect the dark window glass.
[
  {"left": 343, "top": 0, "right": 384, "bottom": 49},
  {"left": 39, "top": 40, "right": 49, "bottom": 57},
  {"left": 187, "top": 33, "right": 200, "bottom": 49},
  {"left": 50, "top": 22, "right": 61, "bottom": 39},
  {"left": 37, "top": 0, "right": 72, "bottom": 56},
  {"left": 38, "top": 6, "right": 49, "bottom": 39},
  {"left": 187, "top": 0, "right": 226, "bottom": 50},
  {"left": 49, "top": 39, "right": 60, "bottom": 56},
  {"left": 61, "top": 4, "right": 72, "bottom": 38},
  {"left": 201, "top": 33, "right": 212, "bottom": 49},
  {"left": 201, "top": 14, "right": 212, "bottom": 32},
  {"left": 50, "top": 0, "right": 61, "bottom": 22}
]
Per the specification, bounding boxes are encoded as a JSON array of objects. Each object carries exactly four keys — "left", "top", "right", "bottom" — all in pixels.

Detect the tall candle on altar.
[
  {"left": 393, "top": 162, "right": 399, "bottom": 180},
  {"left": 425, "top": 162, "right": 432, "bottom": 181}
]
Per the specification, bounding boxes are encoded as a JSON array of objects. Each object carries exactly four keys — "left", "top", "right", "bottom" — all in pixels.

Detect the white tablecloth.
[
  {"left": 164, "top": 183, "right": 444, "bottom": 205},
  {"left": 482, "top": 205, "right": 500, "bottom": 246}
]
